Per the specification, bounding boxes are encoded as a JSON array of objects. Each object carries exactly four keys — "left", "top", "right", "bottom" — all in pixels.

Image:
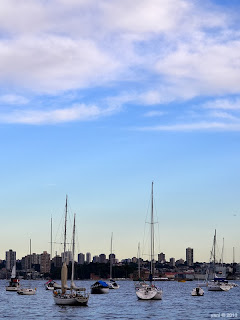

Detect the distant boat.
[
  {"left": 6, "top": 265, "right": 20, "bottom": 291},
  {"left": 207, "top": 230, "right": 231, "bottom": 292},
  {"left": 53, "top": 197, "right": 89, "bottom": 306},
  {"left": 91, "top": 280, "right": 109, "bottom": 294},
  {"left": 108, "top": 233, "right": 119, "bottom": 290},
  {"left": 45, "top": 280, "right": 60, "bottom": 290},
  {"left": 135, "top": 182, "right": 163, "bottom": 300},
  {"left": 191, "top": 286, "right": 204, "bottom": 296},
  {"left": 17, "top": 288, "right": 36, "bottom": 295}
]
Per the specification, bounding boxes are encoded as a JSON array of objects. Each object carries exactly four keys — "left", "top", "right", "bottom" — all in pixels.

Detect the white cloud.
[
  {"left": 0, "top": 94, "right": 29, "bottom": 105},
  {"left": 203, "top": 98, "right": 240, "bottom": 110},
  {"left": 143, "top": 111, "right": 165, "bottom": 117},
  {"left": 136, "top": 122, "right": 240, "bottom": 132},
  {"left": 0, "top": 104, "right": 113, "bottom": 124}
]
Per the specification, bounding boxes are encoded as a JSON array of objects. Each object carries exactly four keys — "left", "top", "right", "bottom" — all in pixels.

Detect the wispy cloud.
[
  {"left": 143, "top": 111, "right": 165, "bottom": 117},
  {"left": 203, "top": 98, "right": 240, "bottom": 110},
  {"left": 136, "top": 122, "right": 240, "bottom": 132},
  {"left": 0, "top": 104, "right": 113, "bottom": 124},
  {"left": 0, "top": 94, "right": 29, "bottom": 105}
]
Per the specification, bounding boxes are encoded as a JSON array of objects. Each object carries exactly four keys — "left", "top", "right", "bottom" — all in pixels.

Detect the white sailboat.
[
  {"left": 53, "top": 197, "right": 89, "bottom": 306},
  {"left": 135, "top": 182, "right": 163, "bottom": 300},
  {"left": 108, "top": 233, "right": 119, "bottom": 289},
  {"left": 17, "top": 239, "right": 37, "bottom": 295},
  {"left": 6, "top": 265, "right": 20, "bottom": 291},
  {"left": 207, "top": 230, "right": 231, "bottom": 292}
]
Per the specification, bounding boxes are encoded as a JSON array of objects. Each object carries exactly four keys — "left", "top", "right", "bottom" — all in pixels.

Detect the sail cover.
[{"left": 61, "top": 262, "right": 68, "bottom": 292}]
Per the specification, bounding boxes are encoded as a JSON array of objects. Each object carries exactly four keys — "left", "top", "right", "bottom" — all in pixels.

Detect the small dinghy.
[{"left": 191, "top": 287, "right": 204, "bottom": 296}]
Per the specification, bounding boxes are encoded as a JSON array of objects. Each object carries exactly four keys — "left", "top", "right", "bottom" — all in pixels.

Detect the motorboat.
[
  {"left": 108, "top": 279, "right": 120, "bottom": 289},
  {"left": 45, "top": 280, "right": 60, "bottom": 290},
  {"left": 17, "top": 288, "right": 36, "bottom": 295}
]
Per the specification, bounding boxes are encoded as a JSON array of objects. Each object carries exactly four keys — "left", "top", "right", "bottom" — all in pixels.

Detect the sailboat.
[
  {"left": 108, "top": 233, "right": 119, "bottom": 289},
  {"left": 53, "top": 197, "right": 89, "bottom": 306},
  {"left": 135, "top": 182, "right": 163, "bottom": 300},
  {"left": 207, "top": 230, "right": 231, "bottom": 292},
  {"left": 17, "top": 239, "right": 36, "bottom": 295},
  {"left": 6, "top": 265, "right": 20, "bottom": 291}
]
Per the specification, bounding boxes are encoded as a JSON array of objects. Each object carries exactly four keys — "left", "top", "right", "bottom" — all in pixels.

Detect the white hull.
[
  {"left": 136, "top": 285, "right": 162, "bottom": 300},
  {"left": 53, "top": 293, "right": 89, "bottom": 306},
  {"left": 17, "top": 288, "right": 36, "bottom": 295},
  {"left": 208, "top": 284, "right": 231, "bottom": 291},
  {"left": 152, "top": 289, "right": 163, "bottom": 300},
  {"left": 191, "top": 287, "right": 204, "bottom": 296},
  {"left": 6, "top": 286, "right": 19, "bottom": 291}
]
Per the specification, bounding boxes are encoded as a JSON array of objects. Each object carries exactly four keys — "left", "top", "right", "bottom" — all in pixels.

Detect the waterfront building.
[
  {"left": 78, "top": 253, "right": 85, "bottom": 265},
  {"left": 6, "top": 249, "right": 16, "bottom": 271},
  {"left": 40, "top": 251, "right": 51, "bottom": 273},
  {"left": 109, "top": 253, "right": 116, "bottom": 264},
  {"left": 86, "top": 252, "right": 91, "bottom": 264},
  {"left": 92, "top": 255, "right": 99, "bottom": 263},
  {"left": 61, "top": 250, "right": 72, "bottom": 265},
  {"left": 52, "top": 255, "right": 62, "bottom": 268},
  {"left": 170, "top": 257, "right": 175, "bottom": 267},
  {"left": 99, "top": 253, "right": 107, "bottom": 263},
  {"left": 158, "top": 252, "right": 166, "bottom": 263},
  {"left": 186, "top": 247, "right": 193, "bottom": 266}
]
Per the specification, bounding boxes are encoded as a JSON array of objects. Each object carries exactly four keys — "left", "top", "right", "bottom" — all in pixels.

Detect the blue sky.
[{"left": 0, "top": 0, "right": 240, "bottom": 263}]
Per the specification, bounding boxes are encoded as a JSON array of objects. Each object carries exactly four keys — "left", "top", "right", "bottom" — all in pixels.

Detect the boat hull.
[
  {"left": 91, "top": 287, "right": 109, "bottom": 294},
  {"left": 17, "top": 289, "right": 36, "bottom": 295},
  {"left": 191, "top": 287, "right": 204, "bottom": 296},
  {"left": 6, "top": 286, "right": 19, "bottom": 291},
  {"left": 53, "top": 294, "right": 89, "bottom": 306}
]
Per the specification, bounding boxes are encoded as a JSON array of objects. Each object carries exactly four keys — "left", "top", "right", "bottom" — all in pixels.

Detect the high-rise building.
[
  {"left": 109, "top": 253, "right": 116, "bottom": 264},
  {"left": 40, "top": 251, "right": 51, "bottom": 273},
  {"left": 6, "top": 249, "right": 16, "bottom": 270},
  {"left": 158, "top": 252, "right": 166, "bottom": 263},
  {"left": 92, "top": 255, "right": 99, "bottom": 263},
  {"left": 99, "top": 254, "right": 106, "bottom": 263},
  {"left": 78, "top": 253, "right": 85, "bottom": 265},
  {"left": 61, "top": 251, "right": 72, "bottom": 265},
  {"left": 52, "top": 255, "right": 62, "bottom": 268},
  {"left": 169, "top": 257, "right": 175, "bottom": 267},
  {"left": 86, "top": 252, "right": 91, "bottom": 264},
  {"left": 186, "top": 247, "right": 193, "bottom": 266}
]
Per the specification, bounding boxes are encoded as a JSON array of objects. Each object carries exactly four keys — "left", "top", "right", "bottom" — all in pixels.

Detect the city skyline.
[{"left": 0, "top": 0, "right": 240, "bottom": 263}]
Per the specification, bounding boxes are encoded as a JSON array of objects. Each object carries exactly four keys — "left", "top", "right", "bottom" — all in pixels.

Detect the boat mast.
[
  {"left": 64, "top": 195, "right": 68, "bottom": 262},
  {"left": 213, "top": 229, "right": 216, "bottom": 275},
  {"left": 51, "top": 216, "right": 53, "bottom": 260},
  {"left": 150, "top": 181, "right": 154, "bottom": 283},
  {"left": 138, "top": 242, "right": 141, "bottom": 280},
  {"left": 71, "top": 213, "right": 76, "bottom": 289},
  {"left": 110, "top": 232, "right": 113, "bottom": 279}
]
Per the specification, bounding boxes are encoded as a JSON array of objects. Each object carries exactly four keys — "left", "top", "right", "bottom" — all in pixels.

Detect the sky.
[{"left": 0, "top": 0, "right": 240, "bottom": 264}]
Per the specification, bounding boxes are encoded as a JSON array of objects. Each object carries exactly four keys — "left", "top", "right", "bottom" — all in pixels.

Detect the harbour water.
[{"left": 0, "top": 279, "right": 239, "bottom": 319}]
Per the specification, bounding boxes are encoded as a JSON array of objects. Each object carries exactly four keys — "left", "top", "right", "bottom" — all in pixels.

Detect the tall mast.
[
  {"left": 150, "top": 181, "right": 154, "bottom": 283},
  {"left": 138, "top": 242, "right": 141, "bottom": 279},
  {"left": 51, "top": 216, "right": 53, "bottom": 260},
  {"left": 110, "top": 232, "right": 113, "bottom": 279},
  {"left": 64, "top": 195, "right": 68, "bottom": 262},
  {"left": 221, "top": 237, "right": 224, "bottom": 267},
  {"left": 71, "top": 213, "right": 76, "bottom": 288},
  {"left": 213, "top": 229, "right": 216, "bottom": 274},
  {"left": 30, "top": 238, "right": 31, "bottom": 270}
]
